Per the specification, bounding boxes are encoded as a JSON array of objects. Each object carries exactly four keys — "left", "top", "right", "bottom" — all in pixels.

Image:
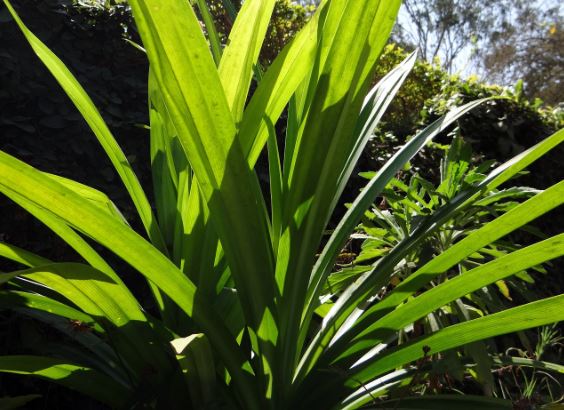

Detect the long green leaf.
[
  {"left": 0, "top": 290, "right": 103, "bottom": 333},
  {"left": 14, "top": 308, "right": 131, "bottom": 387},
  {"left": 0, "top": 242, "right": 50, "bottom": 267},
  {"left": 276, "top": 2, "right": 402, "bottom": 399},
  {"left": 303, "top": 99, "right": 487, "bottom": 331},
  {"left": 128, "top": 1, "right": 278, "bottom": 398},
  {"left": 333, "top": 233, "right": 564, "bottom": 363},
  {"left": 348, "top": 295, "right": 564, "bottom": 384},
  {"left": 218, "top": 0, "right": 276, "bottom": 122},
  {"left": 0, "top": 149, "right": 256, "bottom": 407},
  {"left": 298, "top": 128, "right": 564, "bottom": 380},
  {"left": 296, "top": 100, "right": 488, "bottom": 379},
  {"left": 239, "top": 1, "right": 327, "bottom": 166},
  {"left": 346, "top": 180, "right": 564, "bottom": 342},
  {"left": 2, "top": 0, "right": 166, "bottom": 252},
  {"left": 1, "top": 263, "right": 179, "bottom": 383},
  {"left": 192, "top": 0, "right": 223, "bottom": 65},
  {"left": 334, "top": 50, "right": 418, "bottom": 208},
  {"left": 1, "top": 188, "right": 122, "bottom": 284},
  {"left": 149, "top": 71, "right": 221, "bottom": 304},
  {"left": 0, "top": 356, "right": 130, "bottom": 407},
  {"left": 6, "top": 263, "right": 144, "bottom": 327},
  {"left": 172, "top": 333, "right": 217, "bottom": 408},
  {"left": 44, "top": 173, "right": 128, "bottom": 226}
]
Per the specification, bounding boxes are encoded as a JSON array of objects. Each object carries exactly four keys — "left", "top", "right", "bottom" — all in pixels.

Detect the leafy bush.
[
  {"left": 373, "top": 44, "right": 563, "bottom": 141},
  {"left": 334, "top": 137, "right": 545, "bottom": 297},
  {"left": 330, "top": 137, "right": 561, "bottom": 398},
  {"left": 0, "top": 1, "right": 562, "bottom": 409},
  {"left": 361, "top": 45, "right": 564, "bottom": 243}
]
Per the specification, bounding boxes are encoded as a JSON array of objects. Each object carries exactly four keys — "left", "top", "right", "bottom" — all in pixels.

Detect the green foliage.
[
  {"left": 329, "top": 138, "right": 559, "bottom": 397},
  {"left": 335, "top": 137, "right": 545, "bottom": 296},
  {"left": 364, "top": 44, "right": 564, "bottom": 206},
  {"left": 492, "top": 325, "right": 564, "bottom": 407},
  {"left": 0, "top": 1, "right": 562, "bottom": 409},
  {"left": 373, "top": 45, "right": 563, "bottom": 142}
]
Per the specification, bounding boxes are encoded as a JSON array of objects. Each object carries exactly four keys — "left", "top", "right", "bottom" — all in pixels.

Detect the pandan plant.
[{"left": 0, "top": 0, "right": 562, "bottom": 409}]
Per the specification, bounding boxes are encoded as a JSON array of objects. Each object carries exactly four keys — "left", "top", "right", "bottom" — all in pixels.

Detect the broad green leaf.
[
  {"left": 305, "top": 99, "right": 487, "bottom": 319},
  {"left": 128, "top": 1, "right": 277, "bottom": 397},
  {"left": 148, "top": 69, "right": 220, "bottom": 326},
  {"left": 276, "top": 2, "right": 403, "bottom": 396},
  {"left": 348, "top": 180, "right": 564, "bottom": 341},
  {"left": 338, "top": 368, "right": 414, "bottom": 409},
  {"left": 485, "top": 128, "right": 564, "bottom": 190},
  {"left": 44, "top": 173, "right": 128, "bottom": 226},
  {"left": 239, "top": 2, "right": 327, "bottom": 165},
  {"left": 192, "top": 0, "right": 223, "bottom": 65},
  {"left": 218, "top": 0, "right": 276, "bottom": 122},
  {"left": 8, "top": 263, "right": 145, "bottom": 326},
  {"left": 1, "top": 263, "right": 178, "bottom": 382},
  {"left": 0, "top": 242, "right": 50, "bottom": 267},
  {"left": 0, "top": 149, "right": 255, "bottom": 406},
  {"left": 14, "top": 308, "right": 131, "bottom": 387},
  {"left": 2, "top": 0, "right": 165, "bottom": 252},
  {"left": 0, "top": 290, "right": 103, "bottom": 333},
  {"left": 334, "top": 51, "right": 418, "bottom": 206},
  {"left": 150, "top": 73, "right": 221, "bottom": 303},
  {"left": 149, "top": 102, "right": 178, "bottom": 247},
  {"left": 0, "top": 190, "right": 122, "bottom": 284},
  {"left": 172, "top": 333, "right": 217, "bottom": 408},
  {"left": 297, "top": 100, "right": 488, "bottom": 377}
]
